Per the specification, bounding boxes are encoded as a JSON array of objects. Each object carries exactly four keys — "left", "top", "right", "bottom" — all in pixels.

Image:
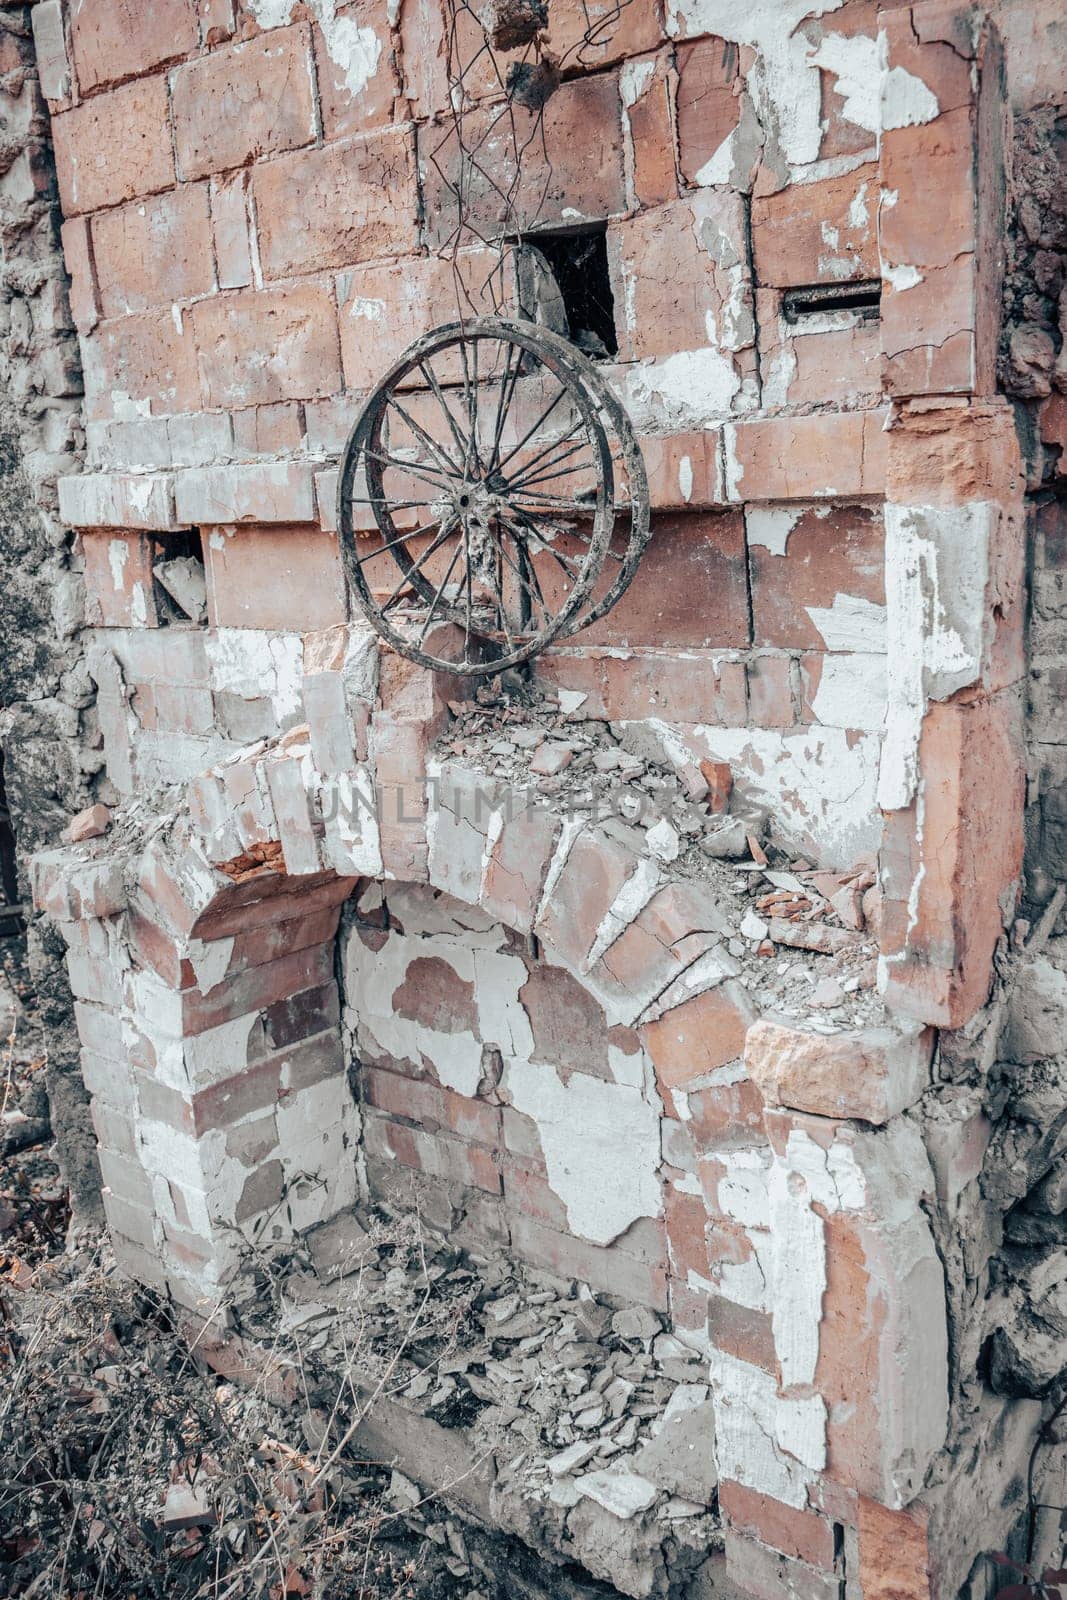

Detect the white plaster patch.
[
  {"left": 808, "top": 653, "right": 887, "bottom": 732},
  {"left": 709, "top": 1348, "right": 825, "bottom": 1506},
  {"left": 678, "top": 454, "right": 694, "bottom": 504},
  {"left": 809, "top": 31, "right": 881, "bottom": 132},
  {"left": 665, "top": 0, "right": 846, "bottom": 169},
  {"left": 248, "top": 0, "right": 382, "bottom": 97},
  {"left": 185, "top": 936, "right": 235, "bottom": 997},
  {"left": 620, "top": 347, "right": 743, "bottom": 430},
  {"left": 505, "top": 1058, "right": 662, "bottom": 1246},
  {"left": 107, "top": 538, "right": 128, "bottom": 591},
  {"left": 881, "top": 64, "right": 940, "bottom": 130},
  {"left": 882, "top": 261, "right": 923, "bottom": 292},
  {"left": 620, "top": 58, "right": 655, "bottom": 107},
  {"left": 878, "top": 502, "right": 994, "bottom": 811},
  {"left": 805, "top": 591, "right": 888, "bottom": 652},
  {"left": 745, "top": 506, "right": 803, "bottom": 557}
]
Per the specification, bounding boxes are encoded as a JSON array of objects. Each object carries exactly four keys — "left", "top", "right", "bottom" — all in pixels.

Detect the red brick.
[
  {"left": 623, "top": 50, "right": 678, "bottom": 207},
  {"left": 641, "top": 431, "right": 723, "bottom": 510},
  {"left": 502, "top": 1159, "right": 570, "bottom": 1232},
  {"left": 747, "top": 504, "right": 884, "bottom": 651},
  {"left": 719, "top": 1481, "right": 836, "bottom": 1570},
  {"left": 752, "top": 163, "right": 878, "bottom": 287},
  {"left": 314, "top": 0, "right": 399, "bottom": 138},
  {"left": 171, "top": 25, "right": 316, "bottom": 181},
  {"left": 675, "top": 35, "right": 742, "bottom": 186},
  {"left": 191, "top": 283, "right": 342, "bottom": 408},
  {"left": 534, "top": 511, "right": 749, "bottom": 651},
  {"left": 520, "top": 962, "right": 611, "bottom": 1079},
  {"left": 337, "top": 250, "right": 503, "bottom": 391},
  {"left": 60, "top": 217, "right": 99, "bottom": 333},
  {"left": 371, "top": 713, "right": 438, "bottom": 881},
  {"left": 535, "top": 825, "right": 640, "bottom": 972},
  {"left": 594, "top": 881, "right": 725, "bottom": 1020},
  {"left": 535, "top": 648, "right": 748, "bottom": 725},
  {"left": 641, "top": 983, "right": 755, "bottom": 1092},
  {"left": 746, "top": 654, "right": 795, "bottom": 727},
  {"left": 364, "top": 1066, "right": 500, "bottom": 1146},
  {"left": 81, "top": 308, "right": 200, "bottom": 423},
  {"left": 166, "top": 945, "right": 335, "bottom": 1038},
  {"left": 232, "top": 402, "right": 305, "bottom": 457},
  {"left": 481, "top": 793, "right": 560, "bottom": 934},
  {"left": 203, "top": 525, "right": 346, "bottom": 630},
  {"left": 726, "top": 411, "right": 888, "bottom": 502},
  {"left": 724, "top": 1530, "right": 840, "bottom": 1600},
  {"left": 664, "top": 1182, "right": 709, "bottom": 1282},
  {"left": 419, "top": 73, "right": 626, "bottom": 247},
  {"left": 546, "top": 0, "right": 663, "bottom": 65},
  {"left": 92, "top": 185, "right": 215, "bottom": 319},
  {"left": 210, "top": 172, "right": 254, "bottom": 291},
  {"left": 611, "top": 191, "right": 750, "bottom": 362},
  {"left": 253, "top": 128, "right": 419, "bottom": 280},
  {"left": 70, "top": 0, "right": 198, "bottom": 91},
  {"left": 32, "top": 1, "right": 72, "bottom": 103},
  {"left": 52, "top": 76, "right": 175, "bottom": 215},
  {"left": 756, "top": 289, "right": 882, "bottom": 409},
  {"left": 80, "top": 531, "right": 159, "bottom": 628},
  {"left": 880, "top": 691, "right": 1025, "bottom": 1028},
  {"left": 364, "top": 1112, "right": 501, "bottom": 1194},
  {"left": 857, "top": 1498, "right": 932, "bottom": 1600},
  {"left": 707, "top": 1293, "right": 778, "bottom": 1373},
  {"left": 683, "top": 1074, "right": 765, "bottom": 1150}
]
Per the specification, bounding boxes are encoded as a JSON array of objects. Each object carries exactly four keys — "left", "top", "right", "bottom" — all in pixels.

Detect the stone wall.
[{"left": 17, "top": 0, "right": 1067, "bottom": 1596}]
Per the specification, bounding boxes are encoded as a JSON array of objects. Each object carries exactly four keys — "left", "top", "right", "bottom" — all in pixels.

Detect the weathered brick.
[
  {"left": 253, "top": 128, "right": 419, "bottom": 279},
  {"left": 535, "top": 824, "right": 641, "bottom": 973},
  {"left": 92, "top": 185, "right": 215, "bottom": 318},
  {"left": 756, "top": 290, "right": 883, "bottom": 410},
  {"left": 203, "top": 524, "right": 345, "bottom": 629},
  {"left": 32, "top": 0, "right": 72, "bottom": 102},
  {"left": 622, "top": 50, "right": 677, "bottom": 208},
  {"left": 81, "top": 310, "right": 201, "bottom": 423},
  {"left": 314, "top": 1, "right": 400, "bottom": 138},
  {"left": 191, "top": 284, "right": 342, "bottom": 408},
  {"left": 719, "top": 1481, "right": 836, "bottom": 1571},
  {"left": 52, "top": 76, "right": 175, "bottom": 215},
  {"left": 210, "top": 171, "right": 254, "bottom": 291},
  {"left": 59, "top": 216, "right": 99, "bottom": 333},
  {"left": 420, "top": 73, "right": 627, "bottom": 247},
  {"left": 176, "top": 463, "right": 316, "bottom": 526},
  {"left": 171, "top": 26, "right": 316, "bottom": 182},
  {"left": 481, "top": 794, "right": 561, "bottom": 934},
  {"left": 232, "top": 402, "right": 305, "bottom": 458},
  {"left": 61, "top": 473, "right": 177, "bottom": 533},
  {"left": 725, "top": 410, "right": 888, "bottom": 502},
  {"left": 724, "top": 1530, "right": 840, "bottom": 1600},
  {"left": 70, "top": 0, "right": 198, "bottom": 91},
  {"left": 337, "top": 250, "right": 502, "bottom": 391},
  {"left": 752, "top": 163, "right": 878, "bottom": 288},
  {"left": 614, "top": 187, "right": 755, "bottom": 360},
  {"left": 510, "top": 1213, "right": 669, "bottom": 1310},
  {"left": 641, "top": 983, "right": 756, "bottom": 1093},
  {"left": 675, "top": 34, "right": 743, "bottom": 186},
  {"left": 535, "top": 648, "right": 748, "bottom": 725},
  {"left": 80, "top": 531, "right": 159, "bottom": 626},
  {"left": 363, "top": 1111, "right": 501, "bottom": 1194}
]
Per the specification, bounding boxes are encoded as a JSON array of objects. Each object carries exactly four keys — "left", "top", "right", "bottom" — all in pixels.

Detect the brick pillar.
[{"left": 876, "top": 3, "right": 1025, "bottom": 1028}]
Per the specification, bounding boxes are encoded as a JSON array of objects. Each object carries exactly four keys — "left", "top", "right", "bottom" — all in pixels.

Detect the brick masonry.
[{"left": 22, "top": 1, "right": 1067, "bottom": 1597}]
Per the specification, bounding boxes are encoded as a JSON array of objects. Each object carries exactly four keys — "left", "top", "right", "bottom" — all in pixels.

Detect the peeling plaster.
[
  {"left": 621, "top": 348, "right": 745, "bottom": 430},
  {"left": 810, "top": 32, "right": 882, "bottom": 133},
  {"left": 808, "top": 653, "right": 887, "bottom": 732},
  {"left": 506, "top": 1057, "right": 662, "bottom": 1246},
  {"left": 709, "top": 1348, "right": 825, "bottom": 1507},
  {"left": 806, "top": 591, "right": 888, "bottom": 652},
  {"left": 247, "top": 0, "right": 383, "bottom": 96},
  {"left": 878, "top": 502, "right": 993, "bottom": 812},
  {"left": 745, "top": 506, "right": 803, "bottom": 557}
]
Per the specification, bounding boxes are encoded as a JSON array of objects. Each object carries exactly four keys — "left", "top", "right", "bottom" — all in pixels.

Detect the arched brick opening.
[{"left": 34, "top": 618, "right": 949, "bottom": 1527}]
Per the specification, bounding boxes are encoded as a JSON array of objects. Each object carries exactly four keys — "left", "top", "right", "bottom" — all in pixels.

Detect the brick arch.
[{"left": 34, "top": 619, "right": 950, "bottom": 1524}]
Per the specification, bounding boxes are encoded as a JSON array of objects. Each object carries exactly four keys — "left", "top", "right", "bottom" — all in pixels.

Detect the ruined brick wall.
[
  {"left": 19, "top": 0, "right": 1067, "bottom": 1596},
  {"left": 0, "top": 4, "right": 102, "bottom": 1218}
]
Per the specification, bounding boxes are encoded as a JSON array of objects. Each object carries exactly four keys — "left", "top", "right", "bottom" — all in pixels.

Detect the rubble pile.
[
  {"left": 441, "top": 679, "right": 886, "bottom": 1032},
  {"left": 237, "top": 1204, "right": 722, "bottom": 1596}
]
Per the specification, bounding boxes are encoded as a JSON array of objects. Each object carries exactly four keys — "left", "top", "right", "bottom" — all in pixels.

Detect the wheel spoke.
[
  {"left": 418, "top": 358, "right": 471, "bottom": 465},
  {"left": 494, "top": 381, "right": 570, "bottom": 474},
  {"left": 503, "top": 425, "right": 590, "bottom": 490},
  {"left": 361, "top": 448, "right": 453, "bottom": 491},
  {"left": 493, "top": 519, "right": 551, "bottom": 620},
  {"left": 501, "top": 510, "right": 584, "bottom": 579},
  {"left": 504, "top": 460, "right": 600, "bottom": 491},
  {"left": 417, "top": 530, "right": 465, "bottom": 645},
  {"left": 379, "top": 518, "right": 459, "bottom": 612},
  {"left": 487, "top": 341, "right": 524, "bottom": 475},
  {"left": 351, "top": 523, "right": 447, "bottom": 568},
  {"left": 387, "top": 396, "right": 463, "bottom": 480}
]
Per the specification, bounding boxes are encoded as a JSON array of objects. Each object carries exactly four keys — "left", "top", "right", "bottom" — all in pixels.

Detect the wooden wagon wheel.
[{"left": 336, "top": 317, "right": 649, "bottom": 676}]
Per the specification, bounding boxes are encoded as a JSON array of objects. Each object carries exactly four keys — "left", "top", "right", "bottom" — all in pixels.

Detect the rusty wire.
[{"left": 425, "top": 0, "right": 638, "bottom": 328}]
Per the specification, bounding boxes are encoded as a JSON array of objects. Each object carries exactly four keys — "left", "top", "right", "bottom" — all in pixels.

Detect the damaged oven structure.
[{"left": 21, "top": 0, "right": 1066, "bottom": 1594}]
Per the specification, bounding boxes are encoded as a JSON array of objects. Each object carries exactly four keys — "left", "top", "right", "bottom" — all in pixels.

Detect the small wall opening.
[
  {"left": 520, "top": 225, "right": 618, "bottom": 359},
  {"left": 782, "top": 280, "right": 882, "bottom": 323},
  {"left": 152, "top": 529, "right": 207, "bottom": 626}
]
